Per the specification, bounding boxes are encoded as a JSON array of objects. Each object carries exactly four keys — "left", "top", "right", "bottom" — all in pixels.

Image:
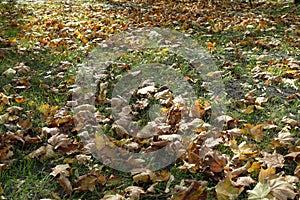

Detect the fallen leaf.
[
  {"left": 257, "top": 151, "right": 285, "bottom": 168},
  {"left": 57, "top": 174, "right": 73, "bottom": 195},
  {"left": 215, "top": 178, "right": 242, "bottom": 200},
  {"left": 50, "top": 164, "right": 70, "bottom": 177},
  {"left": 258, "top": 167, "right": 276, "bottom": 183},
  {"left": 124, "top": 186, "right": 145, "bottom": 200},
  {"left": 101, "top": 194, "right": 125, "bottom": 200},
  {"left": 232, "top": 176, "right": 255, "bottom": 187},
  {"left": 269, "top": 177, "right": 297, "bottom": 200},
  {"left": 247, "top": 182, "right": 272, "bottom": 199},
  {"left": 75, "top": 174, "right": 98, "bottom": 192}
]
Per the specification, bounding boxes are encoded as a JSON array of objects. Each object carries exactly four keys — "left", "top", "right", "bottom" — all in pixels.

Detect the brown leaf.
[
  {"left": 57, "top": 174, "right": 73, "bottom": 195},
  {"left": 269, "top": 177, "right": 297, "bottom": 200},
  {"left": 205, "top": 150, "right": 228, "bottom": 173},
  {"left": 50, "top": 164, "right": 70, "bottom": 177},
  {"left": 75, "top": 154, "right": 92, "bottom": 164},
  {"left": 232, "top": 176, "right": 255, "bottom": 187},
  {"left": 257, "top": 151, "right": 285, "bottom": 168},
  {"left": 281, "top": 118, "right": 299, "bottom": 128},
  {"left": 48, "top": 133, "right": 72, "bottom": 149},
  {"left": 124, "top": 186, "right": 145, "bottom": 200},
  {"left": 28, "top": 144, "right": 56, "bottom": 161},
  {"left": 242, "top": 124, "right": 265, "bottom": 142},
  {"left": 274, "top": 127, "right": 294, "bottom": 146},
  {"left": 149, "top": 170, "right": 171, "bottom": 182},
  {"left": 75, "top": 174, "right": 98, "bottom": 192},
  {"left": 101, "top": 194, "right": 125, "bottom": 200},
  {"left": 171, "top": 180, "right": 207, "bottom": 200}
]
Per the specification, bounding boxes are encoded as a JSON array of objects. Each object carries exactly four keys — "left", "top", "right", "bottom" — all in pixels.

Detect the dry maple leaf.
[
  {"left": 242, "top": 123, "right": 265, "bottom": 142},
  {"left": 48, "top": 133, "right": 72, "bottom": 149},
  {"left": 232, "top": 176, "right": 255, "bottom": 187},
  {"left": 75, "top": 154, "right": 92, "bottom": 164},
  {"left": 269, "top": 177, "right": 297, "bottom": 200},
  {"left": 215, "top": 178, "right": 242, "bottom": 200},
  {"left": 257, "top": 151, "right": 285, "bottom": 168},
  {"left": 258, "top": 167, "right": 276, "bottom": 183},
  {"left": 274, "top": 127, "right": 295, "bottom": 147},
  {"left": 75, "top": 174, "right": 98, "bottom": 192},
  {"left": 28, "top": 144, "right": 56, "bottom": 161},
  {"left": 247, "top": 182, "right": 272, "bottom": 199},
  {"left": 204, "top": 150, "right": 229, "bottom": 173},
  {"left": 281, "top": 118, "right": 299, "bottom": 128},
  {"left": 50, "top": 164, "right": 70, "bottom": 177}
]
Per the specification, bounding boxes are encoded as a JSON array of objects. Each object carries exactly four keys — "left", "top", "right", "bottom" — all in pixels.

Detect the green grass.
[{"left": 0, "top": 0, "right": 299, "bottom": 199}]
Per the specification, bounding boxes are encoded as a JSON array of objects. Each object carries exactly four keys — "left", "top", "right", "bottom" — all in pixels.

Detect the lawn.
[{"left": 0, "top": 0, "right": 299, "bottom": 199}]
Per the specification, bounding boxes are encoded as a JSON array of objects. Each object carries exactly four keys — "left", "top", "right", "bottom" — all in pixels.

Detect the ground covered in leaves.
[{"left": 0, "top": 0, "right": 300, "bottom": 199}]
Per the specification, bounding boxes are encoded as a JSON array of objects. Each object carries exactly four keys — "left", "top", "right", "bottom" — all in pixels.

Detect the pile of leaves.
[{"left": 0, "top": 0, "right": 299, "bottom": 199}]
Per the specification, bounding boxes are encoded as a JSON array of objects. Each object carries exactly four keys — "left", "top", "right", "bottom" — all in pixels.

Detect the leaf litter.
[{"left": 0, "top": 0, "right": 299, "bottom": 199}]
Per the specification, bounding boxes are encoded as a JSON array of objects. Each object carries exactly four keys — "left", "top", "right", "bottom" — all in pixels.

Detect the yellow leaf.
[
  {"left": 207, "top": 41, "right": 216, "bottom": 51},
  {"left": 9, "top": 38, "right": 17, "bottom": 43},
  {"left": 248, "top": 162, "right": 261, "bottom": 173},
  {"left": 258, "top": 167, "right": 276, "bottom": 183},
  {"left": 241, "top": 105, "right": 254, "bottom": 114},
  {"left": 38, "top": 104, "right": 50, "bottom": 114},
  {"left": 216, "top": 178, "right": 242, "bottom": 200},
  {"left": 160, "top": 48, "right": 170, "bottom": 56}
]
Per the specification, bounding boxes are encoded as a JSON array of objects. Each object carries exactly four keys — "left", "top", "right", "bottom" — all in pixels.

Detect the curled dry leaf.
[
  {"left": 75, "top": 154, "right": 92, "bottom": 164},
  {"left": 124, "top": 186, "right": 145, "bottom": 200},
  {"left": 204, "top": 150, "right": 228, "bottom": 173},
  {"left": 50, "top": 164, "right": 70, "bottom": 177},
  {"left": 3, "top": 68, "right": 16, "bottom": 76},
  {"left": 28, "top": 144, "right": 56, "bottom": 161},
  {"left": 281, "top": 118, "right": 299, "bottom": 128},
  {"left": 48, "top": 133, "right": 72, "bottom": 149},
  {"left": 274, "top": 126, "right": 294, "bottom": 147},
  {"left": 171, "top": 180, "right": 207, "bottom": 200},
  {"left": 101, "top": 194, "right": 125, "bottom": 200}
]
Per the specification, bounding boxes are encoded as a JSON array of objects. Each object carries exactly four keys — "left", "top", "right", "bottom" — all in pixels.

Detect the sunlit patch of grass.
[{"left": 1, "top": 158, "right": 58, "bottom": 199}]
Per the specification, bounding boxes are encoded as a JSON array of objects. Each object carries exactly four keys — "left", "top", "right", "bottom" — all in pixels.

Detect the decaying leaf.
[
  {"left": 242, "top": 124, "right": 265, "bottom": 142},
  {"left": 124, "top": 186, "right": 145, "bottom": 200},
  {"left": 75, "top": 174, "right": 98, "bottom": 192},
  {"left": 274, "top": 127, "right": 295, "bottom": 147},
  {"left": 215, "top": 178, "right": 242, "bottom": 200},
  {"left": 232, "top": 176, "right": 255, "bottom": 187},
  {"left": 257, "top": 151, "right": 285, "bottom": 168},
  {"left": 28, "top": 144, "right": 56, "bottom": 161},
  {"left": 101, "top": 194, "right": 125, "bottom": 200},
  {"left": 48, "top": 133, "right": 72, "bottom": 149},
  {"left": 269, "top": 177, "right": 297, "bottom": 200},
  {"left": 57, "top": 174, "right": 73, "bottom": 195},
  {"left": 171, "top": 180, "right": 207, "bottom": 200}
]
